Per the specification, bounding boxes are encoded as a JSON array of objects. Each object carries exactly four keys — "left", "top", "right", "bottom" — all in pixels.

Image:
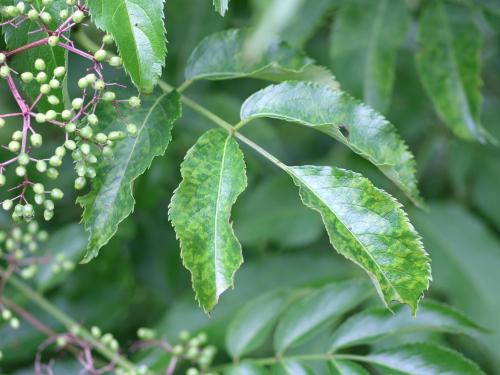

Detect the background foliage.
[{"left": 1, "top": 0, "right": 500, "bottom": 374}]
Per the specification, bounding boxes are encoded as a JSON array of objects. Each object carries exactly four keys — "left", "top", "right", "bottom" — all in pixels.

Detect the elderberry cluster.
[{"left": 0, "top": 0, "right": 141, "bottom": 223}]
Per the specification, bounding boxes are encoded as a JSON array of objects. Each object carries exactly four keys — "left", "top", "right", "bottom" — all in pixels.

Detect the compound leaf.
[
  {"left": 366, "top": 343, "right": 485, "bottom": 374},
  {"left": 79, "top": 91, "right": 181, "bottom": 262},
  {"left": 87, "top": 0, "right": 167, "bottom": 93},
  {"left": 185, "top": 29, "right": 337, "bottom": 88},
  {"left": 241, "top": 81, "right": 421, "bottom": 205},
  {"left": 287, "top": 166, "right": 430, "bottom": 313},
  {"left": 274, "top": 280, "right": 371, "bottom": 353},
  {"left": 330, "top": 300, "right": 487, "bottom": 351},
  {"left": 169, "top": 129, "right": 247, "bottom": 312}
]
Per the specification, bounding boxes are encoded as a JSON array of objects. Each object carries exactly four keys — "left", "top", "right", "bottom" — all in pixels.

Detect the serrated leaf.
[
  {"left": 225, "top": 362, "right": 268, "bottom": 375},
  {"left": 241, "top": 81, "right": 422, "bottom": 206},
  {"left": 286, "top": 166, "right": 430, "bottom": 313},
  {"left": 329, "top": 360, "right": 369, "bottom": 375},
  {"left": 366, "top": 343, "right": 485, "bottom": 374},
  {"left": 185, "top": 29, "right": 337, "bottom": 88},
  {"left": 214, "top": 0, "right": 230, "bottom": 16},
  {"left": 87, "top": 0, "right": 167, "bottom": 93},
  {"left": 274, "top": 280, "right": 371, "bottom": 353},
  {"left": 78, "top": 91, "right": 181, "bottom": 263},
  {"left": 3, "top": 1, "right": 68, "bottom": 112},
  {"left": 169, "top": 129, "right": 247, "bottom": 312},
  {"left": 330, "top": 0, "right": 409, "bottom": 112},
  {"left": 226, "top": 290, "right": 290, "bottom": 358},
  {"left": 330, "top": 300, "right": 487, "bottom": 351},
  {"left": 416, "top": 0, "right": 493, "bottom": 143}
]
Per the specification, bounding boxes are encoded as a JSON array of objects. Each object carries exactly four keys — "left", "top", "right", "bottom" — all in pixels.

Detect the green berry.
[
  {"left": 48, "top": 36, "right": 59, "bottom": 47},
  {"left": 35, "top": 113, "right": 46, "bottom": 123},
  {"left": 44, "top": 200, "right": 54, "bottom": 210},
  {"left": 15, "top": 165, "right": 26, "bottom": 177},
  {"left": 18, "top": 153, "right": 30, "bottom": 165},
  {"left": 65, "top": 140, "right": 76, "bottom": 150},
  {"left": 54, "top": 66, "right": 66, "bottom": 77},
  {"left": 49, "top": 155, "right": 62, "bottom": 167},
  {"left": 108, "top": 131, "right": 126, "bottom": 141},
  {"left": 16, "top": 2, "right": 26, "bottom": 14},
  {"left": 27, "top": 9, "right": 38, "bottom": 20},
  {"left": 94, "top": 49, "right": 107, "bottom": 61},
  {"left": 21, "top": 72, "right": 34, "bottom": 83},
  {"left": 0, "top": 175, "right": 5, "bottom": 187},
  {"left": 59, "top": 9, "right": 69, "bottom": 19},
  {"left": 0, "top": 53, "right": 5, "bottom": 64},
  {"left": 85, "top": 73, "right": 97, "bottom": 83},
  {"left": 102, "top": 34, "right": 113, "bottom": 45},
  {"left": 12, "top": 130, "right": 22, "bottom": 141},
  {"left": 87, "top": 114, "right": 98, "bottom": 126},
  {"left": 65, "top": 122, "right": 77, "bottom": 133},
  {"left": 129, "top": 96, "right": 141, "bottom": 107},
  {"left": 2, "top": 199, "right": 13, "bottom": 211},
  {"left": 0, "top": 66, "right": 10, "bottom": 78},
  {"left": 8, "top": 141, "right": 20, "bottom": 153},
  {"left": 33, "top": 183, "right": 45, "bottom": 195},
  {"left": 30, "top": 133, "right": 43, "bottom": 147},
  {"left": 46, "top": 110, "right": 57, "bottom": 121},
  {"left": 34, "top": 194, "right": 45, "bottom": 205},
  {"left": 47, "top": 168, "right": 59, "bottom": 180},
  {"left": 44, "top": 210, "right": 54, "bottom": 221},
  {"left": 61, "top": 109, "right": 73, "bottom": 120},
  {"left": 72, "top": 98, "right": 84, "bottom": 110},
  {"left": 35, "top": 59, "right": 46, "bottom": 71},
  {"left": 74, "top": 176, "right": 86, "bottom": 190},
  {"left": 109, "top": 56, "right": 122, "bottom": 67},
  {"left": 40, "top": 11, "right": 52, "bottom": 24},
  {"left": 80, "top": 126, "right": 93, "bottom": 139},
  {"left": 40, "top": 84, "right": 51, "bottom": 94},
  {"left": 102, "top": 91, "right": 116, "bottom": 102},
  {"left": 72, "top": 10, "right": 85, "bottom": 23},
  {"left": 36, "top": 160, "right": 47, "bottom": 173},
  {"left": 0, "top": 118, "right": 4, "bottom": 128},
  {"left": 80, "top": 143, "right": 91, "bottom": 155},
  {"left": 95, "top": 133, "right": 108, "bottom": 144},
  {"left": 126, "top": 123, "right": 138, "bottom": 137},
  {"left": 51, "top": 188, "right": 64, "bottom": 200},
  {"left": 93, "top": 80, "right": 105, "bottom": 91},
  {"left": 78, "top": 77, "right": 89, "bottom": 89},
  {"left": 48, "top": 95, "right": 60, "bottom": 106},
  {"left": 36, "top": 72, "right": 48, "bottom": 83},
  {"left": 49, "top": 79, "right": 60, "bottom": 89}
]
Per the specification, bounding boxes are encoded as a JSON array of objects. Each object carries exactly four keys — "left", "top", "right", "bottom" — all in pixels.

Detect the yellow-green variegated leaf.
[
  {"left": 169, "top": 129, "right": 247, "bottom": 312},
  {"left": 416, "top": 0, "right": 494, "bottom": 143},
  {"left": 241, "top": 81, "right": 421, "bottom": 206},
  {"left": 185, "top": 29, "right": 337, "bottom": 88},
  {"left": 287, "top": 166, "right": 430, "bottom": 313}
]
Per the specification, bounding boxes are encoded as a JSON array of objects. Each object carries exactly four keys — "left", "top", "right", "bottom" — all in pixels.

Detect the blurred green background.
[{"left": 1, "top": 0, "right": 500, "bottom": 373}]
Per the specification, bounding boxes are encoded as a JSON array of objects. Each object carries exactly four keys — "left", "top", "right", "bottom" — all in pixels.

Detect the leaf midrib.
[{"left": 290, "top": 168, "right": 402, "bottom": 303}]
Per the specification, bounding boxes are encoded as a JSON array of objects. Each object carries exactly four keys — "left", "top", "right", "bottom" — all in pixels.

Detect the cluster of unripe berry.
[
  {"left": 0, "top": 0, "right": 141, "bottom": 224},
  {"left": 172, "top": 330, "right": 218, "bottom": 375},
  {"left": 0, "top": 221, "right": 49, "bottom": 279},
  {"left": 0, "top": 307, "right": 20, "bottom": 331}
]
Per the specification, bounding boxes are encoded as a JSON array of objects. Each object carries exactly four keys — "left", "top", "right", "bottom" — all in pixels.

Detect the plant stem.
[
  {"left": 76, "top": 31, "right": 289, "bottom": 172},
  {"left": 0, "top": 267, "right": 148, "bottom": 375}
]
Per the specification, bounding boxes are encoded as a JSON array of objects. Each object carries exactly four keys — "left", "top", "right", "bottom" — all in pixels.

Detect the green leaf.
[
  {"left": 78, "top": 91, "right": 181, "bottom": 262},
  {"left": 274, "top": 361, "right": 314, "bottom": 375},
  {"left": 226, "top": 290, "right": 290, "bottom": 358},
  {"left": 330, "top": 300, "right": 487, "bottom": 351},
  {"left": 35, "top": 224, "right": 88, "bottom": 292},
  {"left": 185, "top": 29, "right": 337, "bottom": 88},
  {"left": 234, "top": 175, "right": 323, "bottom": 248},
  {"left": 329, "top": 360, "right": 369, "bottom": 375},
  {"left": 169, "top": 129, "right": 248, "bottom": 312},
  {"left": 330, "top": 0, "right": 409, "bottom": 112},
  {"left": 3, "top": 1, "right": 67, "bottom": 112},
  {"left": 274, "top": 280, "right": 371, "bottom": 353},
  {"left": 241, "top": 81, "right": 422, "bottom": 206},
  {"left": 366, "top": 343, "right": 485, "bottom": 374},
  {"left": 286, "top": 166, "right": 430, "bottom": 313},
  {"left": 411, "top": 203, "right": 500, "bottom": 368},
  {"left": 415, "top": 0, "right": 493, "bottom": 143},
  {"left": 225, "top": 362, "right": 268, "bottom": 375},
  {"left": 214, "top": 0, "right": 230, "bottom": 16},
  {"left": 87, "top": 0, "right": 167, "bottom": 93}
]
